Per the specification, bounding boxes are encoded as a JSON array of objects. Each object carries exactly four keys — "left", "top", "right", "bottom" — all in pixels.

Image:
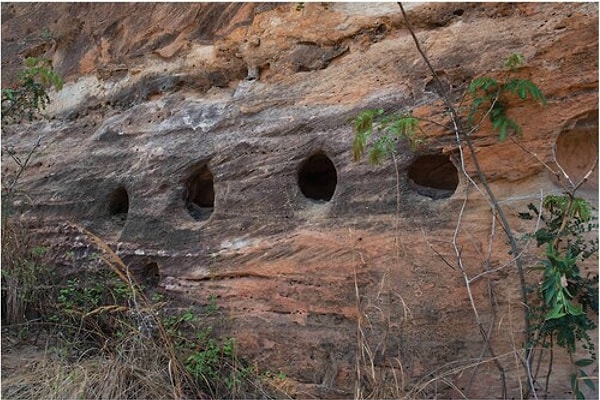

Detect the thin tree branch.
[
  {"left": 509, "top": 136, "right": 560, "bottom": 178},
  {"left": 398, "top": 2, "right": 534, "bottom": 395},
  {"left": 573, "top": 156, "right": 598, "bottom": 192}
]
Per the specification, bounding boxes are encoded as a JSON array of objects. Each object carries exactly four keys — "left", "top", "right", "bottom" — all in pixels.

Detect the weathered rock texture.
[{"left": 2, "top": 2, "right": 598, "bottom": 398}]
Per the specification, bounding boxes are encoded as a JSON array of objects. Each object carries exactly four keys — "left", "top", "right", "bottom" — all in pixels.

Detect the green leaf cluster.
[
  {"left": 520, "top": 195, "right": 598, "bottom": 358},
  {"left": 540, "top": 244, "right": 584, "bottom": 320},
  {"left": 544, "top": 194, "right": 592, "bottom": 222},
  {"left": 467, "top": 54, "right": 546, "bottom": 140},
  {"left": 352, "top": 109, "right": 426, "bottom": 165},
  {"left": 503, "top": 53, "right": 525, "bottom": 70},
  {"left": 571, "top": 359, "right": 596, "bottom": 399},
  {"left": 185, "top": 327, "right": 235, "bottom": 382},
  {"left": 1, "top": 57, "right": 63, "bottom": 126}
]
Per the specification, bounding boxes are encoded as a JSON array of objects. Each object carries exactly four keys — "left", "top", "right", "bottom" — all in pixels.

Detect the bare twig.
[
  {"left": 422, "top": 230, "right": 456, "bottom": 271},
  {"left": 573, "top": 156, "right": 598, "bottom": 192},
  {"left": 3, "top": 136, "right": 43, "bottom": 196},
  {"left": 510, "top": 137, "right": 560, "bottom": 178},
  {"left": 551, "top": 144, "right": 574, "bottom": 188}
]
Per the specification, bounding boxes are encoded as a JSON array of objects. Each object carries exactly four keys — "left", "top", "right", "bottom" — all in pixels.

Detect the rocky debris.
[{"left": 1, "top": 2, "right": 598, "bottom": 398}]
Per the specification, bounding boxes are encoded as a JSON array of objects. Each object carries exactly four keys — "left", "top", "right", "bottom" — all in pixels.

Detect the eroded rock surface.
[{"left": 2, "top": 2, "right": 598, "bottom": 398}]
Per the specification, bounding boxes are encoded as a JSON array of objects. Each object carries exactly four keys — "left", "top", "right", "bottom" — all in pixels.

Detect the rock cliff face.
[{"left": 2, "top": 2, "right": 598, "bottom": 397}]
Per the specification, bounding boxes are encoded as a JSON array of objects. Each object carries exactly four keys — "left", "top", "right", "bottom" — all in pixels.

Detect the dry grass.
[
  {"left": 2, "top": 349, "right": 188, "bottom": 400},
  {"left": 1, "top": 222, "right": 283, "bottom": 400},
  {"left": 1, "top": 215, "right": 53, "bottom": 325}
]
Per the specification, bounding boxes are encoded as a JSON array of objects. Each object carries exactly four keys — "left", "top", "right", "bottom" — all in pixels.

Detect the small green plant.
[
  {"left": 1, "top": 56, "right": 63, "bottom": 126},
  {"left": 40, "top": 27, "right": 54, "bottom": 41},
  {"left": 571, "top": 358, "right": 597, "bottom": 400},
  {"left": 0, "top": 240, "right": 54, "bottom": 324},
  {"left": 467, "top": 56, "right": 546, "bottom": 140},
  {"left": 207, "top": 293, "right": 218, "bottom": 314},
  {"left": 163, "top": 300, "right": 253, "bottom": 397},
  {"left": 185, "top": 327, "right": 235, "bottom": 383},
  {"left": 50, "top": 268, "right": 138, "bottom": 352},
  {"left": 151, "top": 292, "right": 165, "bottom": 303},
  {"left": 352, "top": 109, "right": 426, "bottom": 165},
  {"left": 520, "top": 194, "right": 598, "bottom": 398}
]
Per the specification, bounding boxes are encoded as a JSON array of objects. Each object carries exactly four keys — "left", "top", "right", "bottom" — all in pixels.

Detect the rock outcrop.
[{"left": 2, "top": 2, "right": 598, "bottom": 398}]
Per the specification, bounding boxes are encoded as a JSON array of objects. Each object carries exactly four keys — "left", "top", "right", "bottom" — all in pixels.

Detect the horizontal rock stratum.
[{"left": 2, "top": 2, "right": 598, "bottom": 398}]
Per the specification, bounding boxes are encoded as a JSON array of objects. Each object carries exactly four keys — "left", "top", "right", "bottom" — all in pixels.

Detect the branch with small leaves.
[{"left": 1, "top": 57, "right": 63, "bottom": 127}]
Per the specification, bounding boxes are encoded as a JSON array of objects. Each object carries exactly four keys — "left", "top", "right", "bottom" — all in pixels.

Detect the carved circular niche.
[
  {"left": 298, "top": 152, "right": 337, "bottom": 202},
  {"left": 108, "top": 186, "right": 129, "bottom": 218},
  {"left": 131, "top": 261, "right": 160, "bottom": 288},
  {"left": 408, "top": 154, "right": 458, "bottom": 199},
  {"left": 554, "top": 110, "right": 598, "bottom": 191},
  {"left": 184, "top": 164, "right": 214, "bottom": 221}
]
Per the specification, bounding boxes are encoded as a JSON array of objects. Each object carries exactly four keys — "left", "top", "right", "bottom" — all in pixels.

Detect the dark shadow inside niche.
[
  {"left": 298, "top": 152, "right": 337, "bottom": 202},
  {"left": 408, "top": 154, "right": 458, "bottom": 199},
  {"left": 108, "top": 186, "right": 129, "bottom": 220},
  {"left": 184, "top": 164, "right": 214, "bottom": 221},
  {"left": 139, "top": 262, "right": 160, "bottom": 288},
  {"left": 554, "top": 110, "right": 598, "bottom": 191},
  {"left": 128, "top": 260, "right": 161, "bottom": 289}
]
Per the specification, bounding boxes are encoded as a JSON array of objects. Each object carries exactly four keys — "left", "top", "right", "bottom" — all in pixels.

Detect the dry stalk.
[
  {"left": 407, "top": 350, "right": 520, "bottom": 398},
  {"left": 59, "top": 224, "right": 211, "bottom": 399}
]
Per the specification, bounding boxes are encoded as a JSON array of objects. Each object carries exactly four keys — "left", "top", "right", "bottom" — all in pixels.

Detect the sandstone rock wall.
[{"left": 2, "top": 2, "right": 598, "bottom": 397}]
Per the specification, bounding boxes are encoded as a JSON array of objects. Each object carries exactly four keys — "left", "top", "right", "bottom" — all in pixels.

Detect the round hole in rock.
[
  {"left": 108, "top": 186, "right": 129, "bottom": 216},
  {"left": 129, "top": 261, "right": 161, "bottom": 288},
  {"left": 554, "top": 110, "right": 598, "bottom": 191},
  {"left": 408, "top": 154, "right": 458, "bottom": 199},
  {"left": 298, "top": 152, "right": 337, "bottom": 202},
  {"left": 184, "top": 165, "right": 214, "bottom": 221},
  {"left": 141, "top": 262, "right": 160, "bottom": 287}
]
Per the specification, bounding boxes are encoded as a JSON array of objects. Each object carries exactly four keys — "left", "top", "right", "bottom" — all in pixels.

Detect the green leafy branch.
[
  {"left": 467, "top": 55, "right": 546, "bottom": 141},
  {"left": 571, "top": 358, "right": 597, "bottom": 400},
  {"left": 352, "top": 109, "right": 426, "bottom": 164},
  {"left": 521, "top": 194, "right": 598, "bottom": 357},
  {"left": 520, "top": 192, "right": 597, "bottom": 398},
  {"left": 1, "top": 57, "right": 63, "bottom": 126},
  {"left": 539, "top": 244, "right": 584, "bottom": 321},
  {"left": 352, "top": 54, "right": 546, "bottom": 168}
]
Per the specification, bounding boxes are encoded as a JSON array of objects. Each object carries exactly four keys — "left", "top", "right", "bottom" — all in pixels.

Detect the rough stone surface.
[{"left": 2, "top": 2, "right": 598, "bottom": 398}]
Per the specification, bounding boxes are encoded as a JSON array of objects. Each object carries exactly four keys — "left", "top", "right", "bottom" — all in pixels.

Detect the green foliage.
[
  {"left": 50, "top": 269, "right": 138, "bottom": 349},
  {"left": 521, "top": 195, "right": 598, "bottom": 398},
  {"left": 520, "top": 195, "right": 598, "bottom": 358},
  {"left": 163, "top": 302, "right": 258, "bottom": 398},
  {"left": 353, "top": 55, "right": 545, "bottom": 166},
  {"left": 1, "top": 57, "right": 63, "bottom": 126},
  {"left": 0, "top": 238, "right": 55, "bottom": 324},
  {"left": 503, "top": 53, "right": 525, "bottom": 70},
  {"left": 503, "top": 79, "right": 546, "bottom": 104},
  {"left": 351, "top": 52, "right": 587, "bottom": 397},
  {"left": 540, "top": 244, "right": 584, "bottom": 320},
  {"left": 467, "top": 53, "right": 546, "bottom": 140},
  {"left": 40, "top": 27, "right": 54, "bottom": 41},
  {"left": 571, "top": 359, "right": 597, "bottom": 399},
  {"left": 56, "top": 273, "right": 133, "bottom": 313},
  {"left": 45, "top": 272, "right": 270, "bottom": 398},
  {"left": 1, "top": 57, "right": 64, "bottom": 327},
  {"left": 543, "top": 194, "right": 592, "bottom": 222},
  {"left": 352, "top": 109, "right": 426, "bottom": 164},
  {"left": 185, "top": 327, "right": 235, "bottom": 384}
]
